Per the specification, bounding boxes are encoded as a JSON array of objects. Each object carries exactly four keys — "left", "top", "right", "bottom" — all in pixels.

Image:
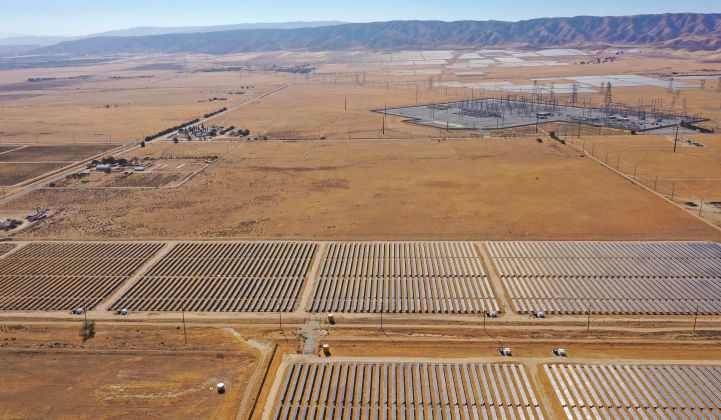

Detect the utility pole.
[
  {"left": 279, "top": 311, "right": 284, "bottom": 334},
  {"left": 482, "top": 302, "right": 486, "bottom": 331},
  {"left": 671, "top": 184, "right": 675, "bottom": 201},
  {"left": 674, "top": 125, "right": 679, "bottom": 153},
  {"left": 586, "top": 300, "right": 592, "bottom": 332},
  {"left": 182, "top": 309, "right": 187, "bottom": 345},
  {"left": 382, "top": 101, "right": 387, "bottom": 136},
  {"left": 693, "top": 305, "right": 699, "bottom": 333},
  {"left": 380, "top": 312, "right": 384, "bottom": 331},
  {"left": 699, "top": 199, "right": 704, "bottom": 216}
]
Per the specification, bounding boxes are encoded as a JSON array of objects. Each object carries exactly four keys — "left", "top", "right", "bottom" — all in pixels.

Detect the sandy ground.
[
  {"left": 3, "top": 138, "right": 718, "bottom": 240},
  {"left": 0, "top": 324, "right": 259, "bottom": 419}
]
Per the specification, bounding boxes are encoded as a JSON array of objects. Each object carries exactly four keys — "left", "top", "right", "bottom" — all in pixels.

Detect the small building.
[
  {"left": 0, "top": 219, "right": 14, "bottom": 231},
  {"left": 96, "top": 164, "right": 112, "bottom": 173}
]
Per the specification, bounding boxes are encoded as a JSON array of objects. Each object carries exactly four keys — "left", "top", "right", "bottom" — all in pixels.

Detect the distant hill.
[
  {"left": 0, "top": 35, "right": 78, "bottom": 47},
  {"left": 91, "top": 21, "right": 347, "bottom": 37},
  {"left": 34, "top": 13, "right": 721, "bottom": 55},
  {"left": 0, "top": 22, "right": 346, "bottom": 48}
]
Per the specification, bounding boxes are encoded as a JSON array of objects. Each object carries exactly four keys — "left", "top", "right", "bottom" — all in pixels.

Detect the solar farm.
[
  {"left": 0, "top": 242, "right": 162, "bottom": 310},
  {"left": 486, "top": 242, "right": 721, "bottom": 315},
  {"left": 271, "top": 360, "right": 542, "bottom": 420},
  {"left": 112, "top": 242, "right": 318, "bottom": 312},
  {"left": 0, "top": 240, "right": 720, "bottom": 316},
  {"left": 307, "top": 242, "right": 497, "bottom": 314},
  {"left": 545, "top": 364, "right": 721, "bottom": 419}
]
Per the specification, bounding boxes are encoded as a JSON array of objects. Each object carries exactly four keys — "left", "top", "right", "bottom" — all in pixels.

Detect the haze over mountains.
[
  {"left": 10, "top": 13, "right": 721, "bottom": 54},
  {"left": 0, "top": 21, "right": 346, "bottom": 46}
]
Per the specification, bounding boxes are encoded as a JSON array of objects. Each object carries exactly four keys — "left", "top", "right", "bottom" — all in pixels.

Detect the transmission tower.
[
  {"left": 604, "top": 82, "right": 613, "bottom": 107},
  {"left": 571, "top": 84, "right": 579, "bottom": 106}
]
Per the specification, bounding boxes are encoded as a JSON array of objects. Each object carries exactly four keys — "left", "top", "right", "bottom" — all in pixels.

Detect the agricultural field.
[
  {"left": 486, "top": 241, "right": 721, "bottom": 315},
  {"left": 0, "top": 242, "right": 163, "bottom": 310},
  {"left": 545, "top": 364, "right": 721, "bottom": 419},
  {"left": 0, "top": 144, "right": 119, "bottom": 186},
  {"left": 270, "top": 360, "right": 542, "bottom": 420},
  {"left": 112, "top": 241, "right": 317, "bottom": 312},
  {"left": 308, "top": 242, "right": 497, "bottom": 313},
  {"left": 0, "top": 162, "right": 68, "bottom": 186},
  {"left": 0, "top": 243, "right": 15, "bottom": 257},
  {"left": 0, "top": 144, "right": 117, "bottom": 162}
]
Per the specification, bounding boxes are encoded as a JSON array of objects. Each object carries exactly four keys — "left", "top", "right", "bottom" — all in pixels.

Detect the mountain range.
[
  {"left": 0, "top": 22, "right": 346, "bottom": 47},
  {"left": 16, "top": 13, "right": 721, "bottom": 55}
]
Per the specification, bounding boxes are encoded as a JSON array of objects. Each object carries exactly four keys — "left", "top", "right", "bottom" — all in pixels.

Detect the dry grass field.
[
  {"left": 0, "top": 324, "right": 259, "bottom": 419},
  {"left": 4, "top": 138, "right": 719, "bottom": 240},
  {"left": 0, "top": 54, "right": 294, "bottom": 143},
  {"left": 572, "top": 134, "right": 721, "bottom": 226}
]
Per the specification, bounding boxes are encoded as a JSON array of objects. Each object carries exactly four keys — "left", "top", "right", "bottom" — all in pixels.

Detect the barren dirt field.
[
  {"left": 5, "top": 138, "right": 719, "bottom": 240},
  {"left": 0, "top": 324, "right": 259, "bottom": 419}
]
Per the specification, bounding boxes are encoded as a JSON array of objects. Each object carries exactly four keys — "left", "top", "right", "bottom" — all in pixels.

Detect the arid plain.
[{"left": 1, "top": 47, "right": 721, "bottom": 419}]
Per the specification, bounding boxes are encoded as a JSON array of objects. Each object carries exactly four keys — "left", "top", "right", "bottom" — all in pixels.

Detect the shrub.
[{"left": 79, "top": 321, "right": 95, "bottom": 342}]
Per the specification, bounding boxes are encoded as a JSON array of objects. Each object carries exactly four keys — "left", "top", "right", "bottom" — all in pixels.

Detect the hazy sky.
[{"left": 6, "top": 0, "right": 720, "bottom": 36}]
